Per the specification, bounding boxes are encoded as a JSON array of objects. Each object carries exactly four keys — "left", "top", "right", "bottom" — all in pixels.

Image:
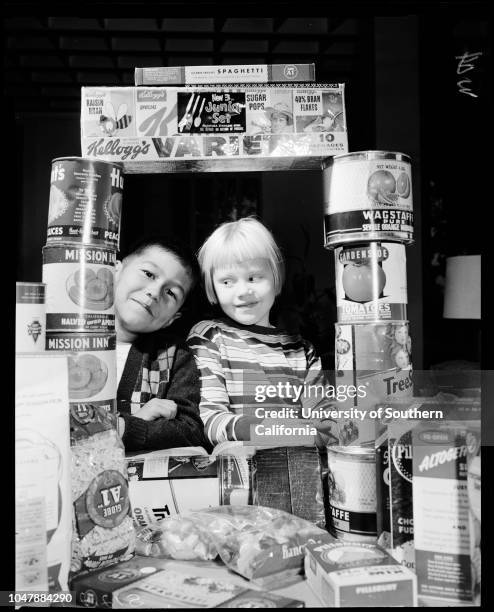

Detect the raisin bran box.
[{"left": 304, "top": 540, "right": 417, "bottom": 607}]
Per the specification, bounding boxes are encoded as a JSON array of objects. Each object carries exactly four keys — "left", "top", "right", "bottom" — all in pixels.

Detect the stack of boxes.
[
  {"left": 43, "top": 157, "right": 124, "bottom": 416},
  {"left": 322, "top": 150, "right": 415, "bottom": 543}
]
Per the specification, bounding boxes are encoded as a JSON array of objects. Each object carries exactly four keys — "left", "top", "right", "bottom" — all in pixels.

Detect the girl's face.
[
  {"left": 212, "top": 258, "right": 276, "bottom": 327},
  {"left": 271, "top": 113, "right": 289, "bottom": 133}
]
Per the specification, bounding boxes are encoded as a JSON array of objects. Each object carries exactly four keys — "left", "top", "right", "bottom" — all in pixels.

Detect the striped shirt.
[{"left": 187, "top": 318, "right": 328, "bottom": 445}]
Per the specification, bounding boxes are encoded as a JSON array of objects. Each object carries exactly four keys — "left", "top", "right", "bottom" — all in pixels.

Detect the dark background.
[{"left": 6, "top": 3, "right": 490, "bottom": 370}]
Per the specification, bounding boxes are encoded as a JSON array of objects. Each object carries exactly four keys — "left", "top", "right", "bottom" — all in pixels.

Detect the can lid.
[
  {"left": 51, "top": 157, "right": 124, "bottom": 170},
  {"left": 323, "top": 150, "right": 411, "bottom": 168},
  {"left": 327, "top": 445, "right": 376, "bottom": 458},
  {"left": 334, "top": 321, "right": 410, "bottom": 329},
  {"left": 42, "top": 243, "right": 116, "bottom": 252}
]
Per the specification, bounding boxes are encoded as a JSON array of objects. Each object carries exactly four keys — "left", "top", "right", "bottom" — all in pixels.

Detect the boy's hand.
[{"left": 134, "top": 399, "right": 177, "bottom": 421}]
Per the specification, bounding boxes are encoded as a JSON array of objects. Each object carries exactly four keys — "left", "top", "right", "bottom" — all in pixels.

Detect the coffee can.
[
  {"left": 335, "top": 242, "right": 407, "bottom": 323},
  {"left": 16, "top": 282, "right": 46, "bottom": 353},
  {"left": 45, "top": 332, "right": 116, "bottom": 413},
  {"left": 327, "top": 445, "right": 377, "bottom": 542},
  {"left": 47, "top": 157, "right": 123, "bottom": 249},
  {"left": 42, "top": 244, "right": 116, "bottom": 333},
  {"left": 323, "top": 151, "right": 413, "bottom": 248}
]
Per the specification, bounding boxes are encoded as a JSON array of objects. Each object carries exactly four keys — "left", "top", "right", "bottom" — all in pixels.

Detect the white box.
[
  {"left": 304, "top": 541, "right": 417, "bottom": 607},
  {"left": 15, "top": 354, "right": 72, "bottom": 593}
]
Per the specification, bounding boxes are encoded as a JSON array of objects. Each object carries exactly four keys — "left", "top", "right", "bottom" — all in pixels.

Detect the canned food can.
[
  {"left": 388, "top": 423, "right": 415, "bottom": 569},
  {"left": 42, "top": 245, "right": 116, "bottom": 333},
  {"left": 47, "top": 157, "right": 123, "bottom": 249},
  {"left": 334, "top": 322, "right": 413, "bottom": 446},
  {"left": 323, "top": 151, "right": 413, "bottom": 248},
  {"left": 327, "top": 445, "right": 377, "bottom": 541},
  {"left": 335, "top": 242, "right": 407, "bottom": 323},
  {"left": 16, "top": 282, "right": 46, "bottom": 353},
  {"left": 335, "top": 321, "right": 412, "bottom": 372},
  {"left": 45, "top": 332, "right": 116, "bottom": 413}
]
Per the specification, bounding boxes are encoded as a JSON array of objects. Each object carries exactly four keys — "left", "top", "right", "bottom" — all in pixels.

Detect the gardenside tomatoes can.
[
  {"left": 327, "top": 445, "right": 377, "bottom": 542},
  {"left": 335, "top": 242, "right": 407, "bottom": 323},
  {"left": 45, "top": 332, "right": 116, "bottom": 413},
  {"left": 47, "top": 157, "right": 123, "bottom": 249},
  {"left": 42, "top": 245, "right": 116, "bottom": 333},
  {"left": 323, "top": 151, "right": 413, "bottom": 248}
]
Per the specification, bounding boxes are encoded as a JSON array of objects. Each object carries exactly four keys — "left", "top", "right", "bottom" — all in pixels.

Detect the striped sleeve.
[
  {"left": 187, "top": 325, "right": 241, "bottom": 445},
  {"left": 302, "top": 340, "right": 336, "bottom": 415}
]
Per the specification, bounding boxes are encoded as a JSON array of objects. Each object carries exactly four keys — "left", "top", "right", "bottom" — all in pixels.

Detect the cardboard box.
[
  {"left": 412, "top": 404, "right": 480, "bottom": 604},
  {"left": 15, "top": 354, "right": 72, "bottom": 593},
  {"left": 71, "top": 556, "right": 304, "bottom": 608},
  {"left": 80, "top": 84, "right": 348, "bottom": 164},
  {"left": 127, "top": 450, "right": 252, "bottom": 526},
  {"left": 135, "top": 63, "right": 316, "bottom": 86},
  {"left": 304, "top": 541, "right": 417, "bottom": 607}
]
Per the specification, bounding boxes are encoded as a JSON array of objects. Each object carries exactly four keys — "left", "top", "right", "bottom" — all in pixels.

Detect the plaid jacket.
[{"left": 117, "top": 330, "right": 212, "bottom": 453}]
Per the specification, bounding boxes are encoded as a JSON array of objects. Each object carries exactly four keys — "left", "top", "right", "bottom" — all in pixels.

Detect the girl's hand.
[{"left": 311, "top": 418, "right": 339, "bottom": 449}]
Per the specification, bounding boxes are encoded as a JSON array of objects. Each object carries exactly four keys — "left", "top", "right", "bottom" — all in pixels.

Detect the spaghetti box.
[
  {"left": 304, "top": 541, "right": 417, "bottom": 607},
  {"left": 135, "top": 63, "right": 316, "bottom": 86},
  {"left": 412, "top": 416, "right": 479, "bottom": 603},
  {"left": 71, "top": 556, "right": 304, "bottom": 608}
]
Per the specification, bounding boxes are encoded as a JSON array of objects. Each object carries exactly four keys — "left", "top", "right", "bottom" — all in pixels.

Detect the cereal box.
[{"left": 80, "top": 84, "right": 348, "bottom": 164}]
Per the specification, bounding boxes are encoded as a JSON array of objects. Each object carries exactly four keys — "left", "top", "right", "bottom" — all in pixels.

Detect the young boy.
[
  {"left": 115, "top": 236, "right": 211, "bottom": 453},
  {"left": 187, "top": 218, "right": 336, "bottom": 447}
]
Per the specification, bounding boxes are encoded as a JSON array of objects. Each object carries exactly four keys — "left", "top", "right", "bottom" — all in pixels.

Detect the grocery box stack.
[
  {"left": 41, "top": 157, "right": 136, "bottom": 581},
  {"left": 322, "top": 151, "right": 415, "bottom": 545},
  {"left": 79, "top": 62, "right": 348, "bottom": 165}
]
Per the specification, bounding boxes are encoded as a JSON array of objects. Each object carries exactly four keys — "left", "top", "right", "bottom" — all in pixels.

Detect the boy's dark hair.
[{"left": 121, "top": 235, "right": 200, "bottom": 289}]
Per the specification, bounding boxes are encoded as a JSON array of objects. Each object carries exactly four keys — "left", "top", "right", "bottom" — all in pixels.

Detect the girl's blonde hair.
[{"left": 198, "top": 217, "right": 285, "bottom": 304}]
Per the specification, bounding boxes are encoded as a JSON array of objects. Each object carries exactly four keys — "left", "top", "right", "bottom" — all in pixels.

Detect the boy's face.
[
  {"left": 212, "top": 258, "right": 276, "bottom": 328},
  {"left": 114, "top": 246, "right": 192, "bottom": 340}
]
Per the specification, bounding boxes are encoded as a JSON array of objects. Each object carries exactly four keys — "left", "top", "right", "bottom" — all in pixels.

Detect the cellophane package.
[{"left": 70, "top": 405, "right": 135, "bottom": 577}]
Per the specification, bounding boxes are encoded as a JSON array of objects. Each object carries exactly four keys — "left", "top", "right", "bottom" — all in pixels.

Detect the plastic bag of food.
[
  {"left": 135, "top": 516, "right": 217, "bottom": 561},
  {"left": 196, "top": 505, "right": 332, "bottom": 588},
  {"left": 70, "top": 406, "right": 135, "bottom": 577}
]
